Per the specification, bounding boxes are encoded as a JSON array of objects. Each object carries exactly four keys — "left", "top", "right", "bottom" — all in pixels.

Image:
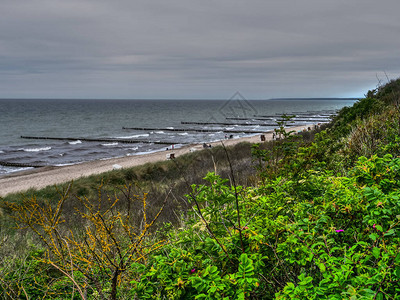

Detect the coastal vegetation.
[{"left": 1, "top": 78, "right": 400, "bottom": 299}]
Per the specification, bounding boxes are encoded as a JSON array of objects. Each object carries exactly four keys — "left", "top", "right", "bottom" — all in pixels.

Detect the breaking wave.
[
  {"left": 68, "top": 140, "right": 82, "bottom": 145},
  {"left": 117, "top": 134, "right": 149, "bottom": 139},
  {"left": 21, "top": 147, "right": 52, "bottom": 152}
]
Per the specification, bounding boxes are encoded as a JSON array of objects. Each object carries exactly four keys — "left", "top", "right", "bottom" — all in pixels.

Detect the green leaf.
[
  {"left": 284, "top": 282, "right": 295, "bottom": 292},
  {"left": 317, "top": 262, "right": 326, "bottom": 273},
  {"left": 384, "top": 229, "right": 395, "bottom": 236},
  {"left": 369, "top": 233, "right": 379, "bottom": 241},
  {"left": 299, "top": 276, "right": 313, "bottom": 285},
  {"left": 372, "top": 247, "right": 380, "bottom": 259},
  {"left": 210, "top": 266, "right": 218, "bottom": 274}
]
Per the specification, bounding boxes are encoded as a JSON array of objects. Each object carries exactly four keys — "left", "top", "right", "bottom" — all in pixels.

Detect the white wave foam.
[
  {"left": 1, "top": 166, "right": 33, "bottom": 174},
  {"left": 55, "top": 162, "right": 77, "bottom": 167},
  {"left": 69, "top": 140, "right": 82, "bottom": 145},
  {"left": 178, "top": 132, "right": 188, "bottom": 135},
  {"left": 21, "top": 146, "right": 52, "bottom": 152},
  {"left": 102, "top": 142, "right": 118, "bottom": 146},
  {"left": 166, "top": 127, "right": 174, "bottom": 129},
  {"left": 129, "top": 146, "right": 139, "bottom": 151},
  {"left": 117, "top": 134, "right": 149, "bottom": 139},
  {"left": 155, "top": 131, "right": 165, "bottom": 134},
  {"left": 0, "top": 150, "right": 4, "bottom": 153}
]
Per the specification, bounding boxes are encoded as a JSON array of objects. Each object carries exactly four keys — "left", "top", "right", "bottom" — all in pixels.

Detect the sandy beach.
[{"left": 0, "top": 125, "right": 311, "bottom": 197}]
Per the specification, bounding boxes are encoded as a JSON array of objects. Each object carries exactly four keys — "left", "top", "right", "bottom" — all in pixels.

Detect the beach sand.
[{"left": 0, "top": 125, "right": 311, "bottom": 196}]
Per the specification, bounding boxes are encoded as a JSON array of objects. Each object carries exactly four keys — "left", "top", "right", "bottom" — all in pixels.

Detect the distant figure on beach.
[
  {"left": 272, "top": 132, "right": 276, "bottom": 140},
  {"left": 229, "top": 135, "right": 233, "bottom": 139},
  {"left": 203, "top": 143, "right": 208, "bottom": 148}
]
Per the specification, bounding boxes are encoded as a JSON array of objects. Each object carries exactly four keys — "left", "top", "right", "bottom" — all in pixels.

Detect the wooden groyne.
[
  {"left": 122, "top": 127, "right": 267, "bottom": 134},
  {"left": 226, "top": 117, "right": 329, "bottom": 122},
  {"left": 254, "top": 113, "right": 335, "bottom": 118},
  {"left": 123, "top": 126, "right": 211, "bottom": 132},
  {"left": 0, "top": 161, "right": 45, "bottom": 168},
  {"left": 20, "top": 136, "right": 176, "bottom": 145},
  {"left": 181, "top": 121, "right": 289, "bottom": 126}
]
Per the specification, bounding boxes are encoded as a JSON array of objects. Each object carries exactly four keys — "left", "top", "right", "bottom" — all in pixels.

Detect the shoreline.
[{"left": 0, "top": 125, "right": 312, "bottom": 197}]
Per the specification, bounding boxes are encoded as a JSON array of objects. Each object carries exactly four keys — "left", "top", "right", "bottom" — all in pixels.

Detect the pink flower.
[
  {"left": 373, "top": 224, "right": 376, "bottom": 229},
  {"left": 335, "top": 229, "right": 344, "bottom": 232},
  {"left": 190, "top": 268, "right": 196, "bottom": 274}
]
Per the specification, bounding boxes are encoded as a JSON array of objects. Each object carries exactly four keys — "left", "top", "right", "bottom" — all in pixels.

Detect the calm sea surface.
[{"left": 0, "top": 98, "right": 357, "bottom": 175}]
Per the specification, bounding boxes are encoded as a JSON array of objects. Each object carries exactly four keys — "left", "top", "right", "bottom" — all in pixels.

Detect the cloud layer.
[{"left": 1, "top": 0, "right": 399, "bottom": 99}]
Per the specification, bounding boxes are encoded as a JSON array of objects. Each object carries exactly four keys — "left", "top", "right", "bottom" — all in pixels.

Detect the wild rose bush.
[{"left": 131, "top": 155, "right": 400, "bottom": 299}]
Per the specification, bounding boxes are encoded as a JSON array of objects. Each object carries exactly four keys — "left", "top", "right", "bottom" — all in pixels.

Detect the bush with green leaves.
[
  {"left": 275, "top": 155, "right": 400, "bottom": 299},
  {"left": 131, "top": 153, "right": 400, "bottom": 299},
  {"left": 131, "top": 172, "right": 263, "bottom": 299}
]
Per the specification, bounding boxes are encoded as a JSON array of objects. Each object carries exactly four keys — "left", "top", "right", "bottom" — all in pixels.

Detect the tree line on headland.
[{"left": 1, "top": 78, "right": 400, "bottom": 299}]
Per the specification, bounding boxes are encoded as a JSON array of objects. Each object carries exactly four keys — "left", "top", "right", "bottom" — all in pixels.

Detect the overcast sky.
[{"left": 1, "top": 0, "right": 399, "bottom": 99}]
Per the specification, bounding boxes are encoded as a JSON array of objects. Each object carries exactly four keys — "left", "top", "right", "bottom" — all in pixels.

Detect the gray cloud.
[{"left": 1, "top": 0, "right": 399, "bottom": 99}]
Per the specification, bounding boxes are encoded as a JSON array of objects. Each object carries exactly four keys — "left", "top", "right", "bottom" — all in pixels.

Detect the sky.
[{"left": 1, "top": 0, "right": 400, "bottom": 99}]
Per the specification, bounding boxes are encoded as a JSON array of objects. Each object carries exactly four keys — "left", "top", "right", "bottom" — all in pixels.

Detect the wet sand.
[{"left": 0, "top": 125, "right": 310, "bottom": 196}]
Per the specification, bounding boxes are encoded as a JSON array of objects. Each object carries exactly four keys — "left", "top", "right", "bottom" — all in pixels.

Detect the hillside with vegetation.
[{"left": 1, "top": 78, "right": 400, "bottom": 299}]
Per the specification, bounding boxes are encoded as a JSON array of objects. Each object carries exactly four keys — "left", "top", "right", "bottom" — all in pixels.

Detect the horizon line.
[{"left": 0, "top": 97, "right": 361, "bottom": 101}]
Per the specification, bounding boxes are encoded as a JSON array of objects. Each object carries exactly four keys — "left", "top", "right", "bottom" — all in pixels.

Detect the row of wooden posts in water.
[{"left": 1, "top": 113, "right": 334, "bottom": 169}]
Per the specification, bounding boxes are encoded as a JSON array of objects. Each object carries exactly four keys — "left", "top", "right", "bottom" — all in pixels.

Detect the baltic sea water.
[{"left": 0, "top": 98, "right": 357, "bottom": 175}]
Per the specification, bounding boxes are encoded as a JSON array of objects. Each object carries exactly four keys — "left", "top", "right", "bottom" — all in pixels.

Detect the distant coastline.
[{"left": 267, "top": 97, "right": 359, "bottom": 101}]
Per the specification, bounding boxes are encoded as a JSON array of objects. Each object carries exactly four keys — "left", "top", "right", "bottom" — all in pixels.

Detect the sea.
[{"left": 0, "top": 98, "right": 357, "bottom": 176}]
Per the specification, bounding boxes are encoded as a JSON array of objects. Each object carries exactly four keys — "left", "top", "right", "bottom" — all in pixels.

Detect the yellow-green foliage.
[{"left": 2, "top": 183, "right": 167, "bottom": 299}]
